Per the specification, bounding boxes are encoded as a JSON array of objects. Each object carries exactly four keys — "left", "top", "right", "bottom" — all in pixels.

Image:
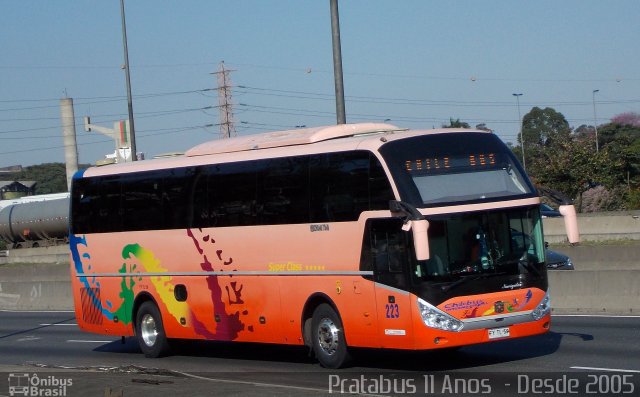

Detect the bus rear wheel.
[
  {"left": 311, "top": 303, "right": 351, "bottom": 368},
  {"left": 135, "top": 301, "right": 170, "bottom": 358}
]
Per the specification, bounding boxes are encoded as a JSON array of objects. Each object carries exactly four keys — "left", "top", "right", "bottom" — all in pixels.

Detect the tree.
[
  {"left": 611, "top": 112, "right": 640, "bottom": 127},
  {"left": 598, "top": 119, "right": 640, "bottom": 148},
  {"left": 442, "top": 118, "right": 470, "bottom": 128},
  {"left": 517, "top": 107, "right": 572, "bottom": 182},
  {"left": 521, "top": 107, "right": 571, "bottom": 148},
  {"left": 529, "top": 134, "right": 623, "bottom": 201},
  {"left": 510, "top": 109, "right": 640, "bottom": 211},
  {"left": 597, "top": 114, "right": 640, "bottom": 194},
  {"left": 574, "top": 124, "right": 596, "bottom": 138},
  {"left": 475, "top": 123, "right": 493, "bottom": 132}
]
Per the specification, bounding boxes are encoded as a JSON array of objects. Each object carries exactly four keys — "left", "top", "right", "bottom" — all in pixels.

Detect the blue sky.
[{"left": 1, "top": 0, "right": 639, "bottom": 167}]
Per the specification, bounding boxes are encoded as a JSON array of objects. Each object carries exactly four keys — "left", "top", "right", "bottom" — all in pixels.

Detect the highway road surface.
[{"left": 0, "top": 310, "right": 639, "bottom": 396}]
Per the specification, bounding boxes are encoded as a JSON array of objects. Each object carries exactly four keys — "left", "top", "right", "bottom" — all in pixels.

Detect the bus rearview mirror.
[
  {"left": 389, "top": 200, "right": 430, "bottom": 261},
  {"left": 559, "top": 204, "right": 580, "bottom": 244},
  {"left": 410, "top": 219, "right": 430, "bottom": 261}
]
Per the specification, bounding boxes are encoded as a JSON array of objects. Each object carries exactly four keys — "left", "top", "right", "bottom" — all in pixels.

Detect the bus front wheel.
[
  {"left": 311, "top": 303, "right": 351, "bottom": 368},
  {"left": 135, "top": 301, "right": 171, "bottom": 358}
]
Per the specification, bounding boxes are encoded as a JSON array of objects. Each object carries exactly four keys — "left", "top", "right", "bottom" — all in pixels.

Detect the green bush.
[{"left": 625, "top": 189, "right": 640, "bottom": 210}]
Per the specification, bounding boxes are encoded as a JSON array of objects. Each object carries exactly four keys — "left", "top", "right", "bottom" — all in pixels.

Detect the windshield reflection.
[{"left": 413, "top": 207, "right": 545, "bottom": 285}]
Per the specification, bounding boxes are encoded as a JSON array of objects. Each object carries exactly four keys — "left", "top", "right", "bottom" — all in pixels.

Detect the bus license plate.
[{"left": 488, "top": 327, "right": 510, "bottom": 339}]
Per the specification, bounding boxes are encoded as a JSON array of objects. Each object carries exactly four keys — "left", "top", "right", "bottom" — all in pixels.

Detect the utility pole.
[
  {"left": 211, "top": 61, "right": 237, "bottom": 139},
  {"left": 513, "top": 93, "right": 525, "bottom": 171},
  {"left": 120, "top": 0, "right": 138, "bottom": 160},
  {"left": 330, "top": 0, "right": 346, "bottom": 124},
  {"left": 592, "top": 89, "right": 600, "bottom": 152}
]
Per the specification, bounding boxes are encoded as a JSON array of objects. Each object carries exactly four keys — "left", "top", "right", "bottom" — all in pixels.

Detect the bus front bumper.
[{"left": 413, "top": 312, "right": 551, "bottom": 350}]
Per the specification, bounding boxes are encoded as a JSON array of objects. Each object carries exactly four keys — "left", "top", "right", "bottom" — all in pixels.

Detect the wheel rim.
[
  {"left": 140, "top": 313, "right": 158, "bottom": 347},
  {"left": 317, "top": 317, "right": 340, "bottom": 356}
]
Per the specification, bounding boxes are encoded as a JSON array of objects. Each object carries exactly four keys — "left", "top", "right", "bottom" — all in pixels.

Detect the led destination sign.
[{"left": 405, "top": 153, "right": 498, "bottom": 173}]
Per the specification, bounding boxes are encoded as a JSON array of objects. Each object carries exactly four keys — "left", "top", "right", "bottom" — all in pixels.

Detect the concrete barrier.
[
  {"left": 0, "top": 244, "right": 69, "bottom": 266},
  {"left": 548, "top": 244, "right": 640, "bottom": 270},
  {"left": 546, "top": 244, "right": 640, "bottom": 314},
  {"left": 544, "top": 211, "right": 640, "bottom": 243},
  {"left": 0, "top": 262, "right": 72, "bottom": 311},
  {"left": 549, "top": 270, "right": 640, "bottom": 315}
]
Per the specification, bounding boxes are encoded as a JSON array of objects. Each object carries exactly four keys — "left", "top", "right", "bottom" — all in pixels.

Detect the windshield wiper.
[
  {"left": 440, "top": 272, "right": 507, "bottom": 293},
  {"left": 520, "top": 261, "right": 541, "bottom": 277},
  {"left": 498, "top": 257, "right": 541, "bottom": 277}
]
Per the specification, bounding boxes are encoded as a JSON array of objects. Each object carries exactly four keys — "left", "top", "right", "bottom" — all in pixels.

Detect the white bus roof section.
[{"left": 185, "top": 122, "right": 404, "bottom": 157}]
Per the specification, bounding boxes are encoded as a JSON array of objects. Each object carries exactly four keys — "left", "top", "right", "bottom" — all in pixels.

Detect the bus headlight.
[
  {"left": 417, "top": 298, "right": 464, "bottom": 332},
  {"left": 531, "top": 292, "right": 551, "bottom": 321}
]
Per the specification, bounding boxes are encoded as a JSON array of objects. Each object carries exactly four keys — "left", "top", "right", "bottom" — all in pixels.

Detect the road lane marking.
[
  {"left": 66, "top": 339, "right": 113, "bottom": 343},
  {"left": 571, "top": 366, "right": 640, "bottom": 373},
  {"left": 16, "top": 336, "right": 41, "bottom": 342},
  {"left": 39, "top": 323, "right": 78, "bottom": 326}
]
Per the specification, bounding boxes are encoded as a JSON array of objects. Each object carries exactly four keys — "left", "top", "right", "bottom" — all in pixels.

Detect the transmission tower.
[{"left": 211, "top": 61, "right": 237, "bottom": 139}]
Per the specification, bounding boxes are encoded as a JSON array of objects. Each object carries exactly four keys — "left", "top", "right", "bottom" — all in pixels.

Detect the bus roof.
[
  {"left": 185, "top": 122, "right": 405, "bottom": 157},
  {"left": 81, "top": 124, "right": 491, "bottom": 177}
]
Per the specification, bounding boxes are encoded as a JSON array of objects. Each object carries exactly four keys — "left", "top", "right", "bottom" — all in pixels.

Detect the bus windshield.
[
  {"left": 379, "top": 132, "right": 536, "bottom": 207},
  {"left": 414, "top": 207, "right": 545, "bottom": 288}
]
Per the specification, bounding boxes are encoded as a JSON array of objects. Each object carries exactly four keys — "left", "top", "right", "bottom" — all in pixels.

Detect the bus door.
[{"left": 367, "top": 219, "right": 414, "bottom": 349}]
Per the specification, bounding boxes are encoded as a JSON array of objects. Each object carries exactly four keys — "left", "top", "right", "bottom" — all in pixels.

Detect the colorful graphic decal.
[
  {"left": 481, "top": 289, "right": 533, "bottom": 316},
  {"left": 71, "top": 228, "right": 255, "bottom": 340},
  {"left": 70, "top": 234, "right": 114, "bottom": 321},
  {"left": 121, "top": 244, "right": 190, "bottom": 325},
  {"left": 109, "top": 261, "right": 137, "bottom": 324},
  {"left": 441, "top": 289, "right": 536, "bottom": 319},
  {"left": 186, "top": 228, "right": 247, "bottom": 338}
]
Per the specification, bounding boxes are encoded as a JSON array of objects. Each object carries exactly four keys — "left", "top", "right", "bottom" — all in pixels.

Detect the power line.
[
  {"left": 4, "top": 60, "right": 638, "bottom": 83},
  {"left": 226, "top": 62, "right": 640, "bottom": 83},
  {"left": 0, "top": 104, "right": 218, "bottom": 123},
  {"left": 238, "top": 103, "right": 607, "bottom": 126},
  {"left": 237, "top": 85, "right": 640, "bottom": 107},
  {"left": 0, "top": 124, "right": 217, "bottom": 156},
  {"left": 0, "top": 89, "right": 214, "bottom": 111},
  {"left": 0, "top": 62, "right": 222, "bottom": 70},
  {"left": 0, "top": 105, "right": 219, "bottom": 134}
]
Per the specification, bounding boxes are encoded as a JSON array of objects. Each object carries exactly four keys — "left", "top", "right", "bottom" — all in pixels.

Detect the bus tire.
[
  {"left": 311, "top": 303, "right": 351, "bottom": 368},
  {"left": 135, "top": 301, "right": 170, "bottom": 358}
]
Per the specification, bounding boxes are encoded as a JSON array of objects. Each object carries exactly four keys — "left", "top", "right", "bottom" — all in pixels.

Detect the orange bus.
[{"left": 69, "top": 123, "right": 579, "bottom": 368}]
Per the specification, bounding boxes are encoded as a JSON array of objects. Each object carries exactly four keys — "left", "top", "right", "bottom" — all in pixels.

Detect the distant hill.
[{"left": 4, "top": 163, "right": 90, "bottom": 194}]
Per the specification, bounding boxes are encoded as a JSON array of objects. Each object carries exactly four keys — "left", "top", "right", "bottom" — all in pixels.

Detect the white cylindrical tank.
[{"left": 0, "top": 198, "right": 69, "bottom": 245}]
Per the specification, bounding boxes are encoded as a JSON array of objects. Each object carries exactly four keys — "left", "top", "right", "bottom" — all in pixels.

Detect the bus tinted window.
[
  {"left": 71, "top": 177, "right": 100, "bottom": 234},
  {"left": 71, "top": 151, "right": 394, "bottom": 234},
  {"left": 310, "top": 152, "right": 370, "bottom": 222},
  {"left": 99, "top": 175, "right": 123, "bottom": 232},
  {"left": 257, "top": 156, "right": 309, "bottom": 225},
  {"left": 121, "top": 172, "right": 162, "bottom": 231},
  {"left": 211, "top": 161, "right": 258, "bottom": 227},
  {"left": 163, "top": 167, "right": 196, "bottom": 229}
]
